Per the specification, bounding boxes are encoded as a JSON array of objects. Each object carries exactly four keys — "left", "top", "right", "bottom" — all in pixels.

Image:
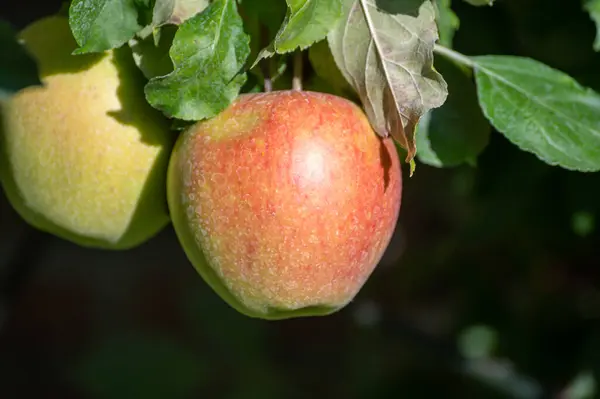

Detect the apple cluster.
[{"left": 0, "top": 16, "right": 403, "bottom": 320}]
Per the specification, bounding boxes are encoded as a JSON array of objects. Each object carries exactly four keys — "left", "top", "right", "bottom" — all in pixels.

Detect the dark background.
[{"left": 2, "top": 0, "right": 600, "bottom": 398}]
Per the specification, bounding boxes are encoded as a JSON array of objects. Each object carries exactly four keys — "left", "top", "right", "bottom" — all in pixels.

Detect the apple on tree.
[
  {"left": 2, "top": 0, "right": 457, "bottom": 320},
  {"left": 1, "top": 0, "right": 598, "bottom": 322},
  {"left": 0, "top": 16, "right": 174, "bottom": 249},
  {"left": 167, "top": 90, "right": 403, "bottom": 319}
]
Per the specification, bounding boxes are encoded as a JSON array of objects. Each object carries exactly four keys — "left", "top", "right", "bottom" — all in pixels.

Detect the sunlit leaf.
[
  {"left": 69, "top": 0, "right": 150, "bottom": 53},
  {"left": 252, "top": 0, "right": 342, "bottom": 66},
  {"left": 473, "top": 55, "right": 600, "bottom": 171},
  {"left": 144, "top": 0, "right": 250, "bottom": 121}
]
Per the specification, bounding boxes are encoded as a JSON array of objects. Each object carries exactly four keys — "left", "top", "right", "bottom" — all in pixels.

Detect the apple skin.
[
  {"left": 0, "top": 16, "right": 174, "bottom": 249},
  {"left": 168, "top": 90, "right": 402, "bottom": 319}
]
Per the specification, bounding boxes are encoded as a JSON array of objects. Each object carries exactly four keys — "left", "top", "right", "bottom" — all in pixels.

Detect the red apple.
[{"left": 168, "top": 90, "right": 402, "bottom": 319}]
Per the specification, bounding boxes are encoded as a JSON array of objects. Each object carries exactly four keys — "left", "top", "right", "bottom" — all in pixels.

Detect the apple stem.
[
  {"left": 259, "top": 26, "right": 273, "bottom": 92},
  {"left": 262, "top": 65, "right": 273, "bottom": 92},
  {"left": 292, "top": 50, "right": 303, "bottom": 91}
]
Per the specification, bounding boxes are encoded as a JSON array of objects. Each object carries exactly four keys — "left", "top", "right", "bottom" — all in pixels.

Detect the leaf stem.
[
  {"left": 433, "top": 44, "right": 475, "bottom": 68},
  {"left": 292, "top": 50, "right": 303, "bottom": 91}
]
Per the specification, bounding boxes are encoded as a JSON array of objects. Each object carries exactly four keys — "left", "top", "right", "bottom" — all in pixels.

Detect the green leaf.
[
  {"left": 145, "top": 0, "right": 250, "bottom": 121},
  {"left": 276, "top": 0, "right": 342, "bottom": 52},
  {"left": 129, "top": 25, "right": 176, "bottom": 80},
  {"left": 463, "top": 0, "right": 494, "bottom": 5},
  {"left": 133, "top": 0, "right": 208, "bottom": 43},
  {"left": 69, "top": 0, "right": 151, "bottom": 54},
  {"left": 435, "top": 0, "right": 459, "bottom": 48},
  {"left": 252, "top": 0, "right": 342, "bottom": 66},
  {"left": 417, "top": 56, "right": 490, "bottom": 167},
  {"left": 0, "top": 20, "right": 41, "bottom": 99},
  {"left": 584, "top": 0, "right": 600, "bottom": 51},
  {"left": 328, "top": 0, "right": 448, "bottom": 164},
  {"left": 152, "top": 0, "right": 209, "bottom": 26},
  {"left": 473, "top": 55, "right": 600, "bottom": 172}
]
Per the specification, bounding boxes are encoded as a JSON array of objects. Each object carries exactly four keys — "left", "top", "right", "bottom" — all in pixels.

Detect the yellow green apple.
[
  {"left": 0, "top": 16, "right": 174, "bottom": 249},
  {"left": 168, "top": 90, "right": 403, "bottom": 319}
]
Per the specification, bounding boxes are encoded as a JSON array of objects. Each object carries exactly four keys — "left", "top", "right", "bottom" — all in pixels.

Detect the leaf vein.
[{"left": 478, "top": 66, "right": 600, "bottom": 139}]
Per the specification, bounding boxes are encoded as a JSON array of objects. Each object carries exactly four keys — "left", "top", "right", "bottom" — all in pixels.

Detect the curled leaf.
[{"left": 327, "top": 0, "right": 448, "bottom": 164}]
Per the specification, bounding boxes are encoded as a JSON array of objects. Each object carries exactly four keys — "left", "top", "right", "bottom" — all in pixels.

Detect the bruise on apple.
[{"left": 168, "top": 90, "right": 402, "bottom": 319}]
